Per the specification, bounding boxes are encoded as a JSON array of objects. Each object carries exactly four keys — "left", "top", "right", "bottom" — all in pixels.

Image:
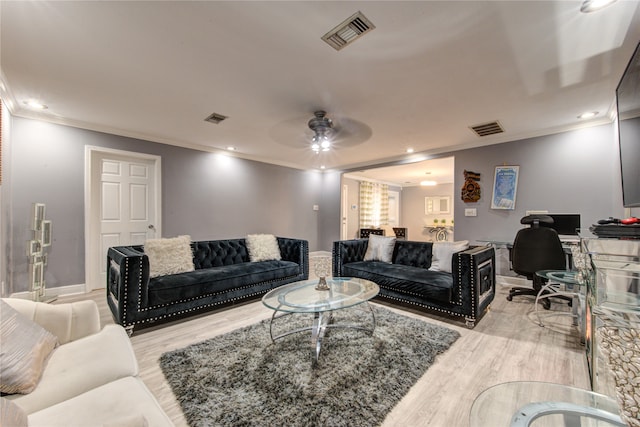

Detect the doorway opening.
[{"left": 341, "top": 156, "right": 455, "bottom": 241}]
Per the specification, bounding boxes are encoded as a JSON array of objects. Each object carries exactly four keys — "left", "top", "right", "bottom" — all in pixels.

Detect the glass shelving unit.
[{"left": 579, "top": 232, "right": 640, "bottom": 425}]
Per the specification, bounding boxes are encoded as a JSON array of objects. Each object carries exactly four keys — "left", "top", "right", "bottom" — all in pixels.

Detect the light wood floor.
[{"left": 57, "top": 277, "right": 590, "bottom": 427}]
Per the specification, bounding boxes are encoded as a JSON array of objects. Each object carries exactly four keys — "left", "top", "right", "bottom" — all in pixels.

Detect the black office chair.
[{"left": 506, "top": 215, "right": 569, "bottom": 310}]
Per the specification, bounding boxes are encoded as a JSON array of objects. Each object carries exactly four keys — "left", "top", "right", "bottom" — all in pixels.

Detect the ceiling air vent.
[
  {"left": 204, "top": 112, "right": 228, "bottom": 124},
  {"left": 322, "top": 11, "right": 375, "bottom": 51},
  {"left": 469, "top": 121, "right": 504, "bottom": 137}
]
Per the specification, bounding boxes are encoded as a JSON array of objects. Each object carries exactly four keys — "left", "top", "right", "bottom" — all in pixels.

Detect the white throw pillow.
[
  {"left": 144, "top": 235, "right": 195, "bottom": 278},
  {"left": 0, "top": 300, "right": 59, "bottom": 394},
  {"left": 429, "top": 240, "right": 469, "bottom": 273},
  {"left": 246, "top": 234, "right": 282, "bottom": 262},
  {"left": 364, "top": 234, "right": 397, "bottom": 263}
]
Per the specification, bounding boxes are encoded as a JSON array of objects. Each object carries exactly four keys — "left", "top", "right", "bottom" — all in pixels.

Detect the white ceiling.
[
  {"left": 345, "top": 156, "right": 455, "bottom": 187},
  {"left": 2, "top": 1, "right": 640, "bottom": 185}
]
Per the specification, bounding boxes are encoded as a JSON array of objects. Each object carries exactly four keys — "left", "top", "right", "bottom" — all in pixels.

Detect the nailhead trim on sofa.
[{"left": 107, "top": 237, "right": 308, "bottom": 333}]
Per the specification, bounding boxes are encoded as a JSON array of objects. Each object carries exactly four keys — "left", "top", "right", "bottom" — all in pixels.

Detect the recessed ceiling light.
[
  {"left": 580, "top": 0, "right": 617, "bottom": 13},
  {"left": 406, "top": 148, "right": 414, "bottom": 153},
  {"left": 420, "top": 180, "right": 437, "bottom": 186},
  {"left": 320, "top": 165, "right": 326, "bottom": 170},
  {"left": 226, "top": 146, "right": 236, "bottom": 151},
  {"left": 578, "top": 111, "right": 598, "bottom": 119},
  {"left": 24, "top": 100, "right": 48, "bottom": 110}
]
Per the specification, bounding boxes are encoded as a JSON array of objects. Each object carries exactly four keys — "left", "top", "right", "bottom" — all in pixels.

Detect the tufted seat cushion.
[
  {"left": 341, "top": 261, "right": 454, "bottom": 303},
  {"left": 147, "top": 260, "right": 300, "bottom": 305}
]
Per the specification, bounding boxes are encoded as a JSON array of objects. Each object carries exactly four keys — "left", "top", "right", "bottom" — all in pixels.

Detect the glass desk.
[{"left": 470, "top": 381, "right": 623, "bottom": 426}]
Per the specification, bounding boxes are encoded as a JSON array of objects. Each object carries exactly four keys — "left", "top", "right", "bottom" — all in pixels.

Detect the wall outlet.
[
  {"left": 313, "top": 205, "right": 319, "bottom": 211},
  {"left": 464, "top": 208, "right": 477, "bottom": 217}
]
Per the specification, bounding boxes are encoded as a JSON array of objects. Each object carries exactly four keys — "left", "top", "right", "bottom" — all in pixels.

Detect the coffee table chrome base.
[
  {"left": 268, "top": 302, "right": 376, "bottom": 366},
  {"left": 510, "top": 401, "right": 625, "bottom": 426}
]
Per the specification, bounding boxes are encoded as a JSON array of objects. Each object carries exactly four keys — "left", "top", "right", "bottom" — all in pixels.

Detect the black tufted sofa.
[
  {"left": 106, "top": 237, "right": 308, "bottom": 334},
  {"left": 332, "top": 240, "right": 495, "bottom": 328}
]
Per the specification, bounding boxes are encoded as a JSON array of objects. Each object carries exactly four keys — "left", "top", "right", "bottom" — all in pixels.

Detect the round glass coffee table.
[
  {"left": 470, "top": 381, "right": 623, "bottom": 426},
  {"left": 262, "top": 277, "right": 379, "bottom": 365}
]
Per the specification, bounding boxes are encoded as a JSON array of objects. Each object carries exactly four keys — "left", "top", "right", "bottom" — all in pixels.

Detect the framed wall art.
[{"left": 491, "top": 166, "right": 519, "bottom": 210}]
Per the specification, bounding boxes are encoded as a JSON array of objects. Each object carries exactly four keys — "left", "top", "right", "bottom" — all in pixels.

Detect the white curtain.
[{"left": 359, "top": 181, "right": 389, "bottom": 228}]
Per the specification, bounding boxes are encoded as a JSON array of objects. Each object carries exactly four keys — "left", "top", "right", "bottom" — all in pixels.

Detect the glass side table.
[
  {"left": 470, "top": 381, "right": 623, "bottom": 426},
  {"left": 535, "top": 270, "right": 583, "bottom": 331}
]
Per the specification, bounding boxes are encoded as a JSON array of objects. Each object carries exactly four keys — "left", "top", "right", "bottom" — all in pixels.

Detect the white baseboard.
[{"left": 10, "top": 283, "right": 87, "bottom": 300}]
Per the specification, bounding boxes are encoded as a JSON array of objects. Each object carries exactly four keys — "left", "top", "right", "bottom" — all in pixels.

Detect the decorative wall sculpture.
[
  {"left": 461, "top": 170, "right": 481, "bottom": 202},
  {"left": 27, "top": 203, "right": 53, "bottom": 302}
]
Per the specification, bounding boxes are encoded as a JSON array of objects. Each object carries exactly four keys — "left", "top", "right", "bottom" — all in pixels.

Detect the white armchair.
[
  {"left": 1, "top": 298, "right": 173, "bottom": 427},
  {"left": 4, "top": 298, "right": 100, "bottom": 344}
]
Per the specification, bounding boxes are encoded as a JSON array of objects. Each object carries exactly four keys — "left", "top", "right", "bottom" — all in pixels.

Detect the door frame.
[
  {"left": 341, "top": 184, "right": 349, "bottom": 240},
  {"left": 84, "top": 146, "right": 162, "bottom": 292},
  {"left": 387, "top": 189, "right": 400, "bottom": 226}
]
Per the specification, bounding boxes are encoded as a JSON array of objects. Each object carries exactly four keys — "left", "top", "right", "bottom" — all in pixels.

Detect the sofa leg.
[
  {"left": 464, "top": 317, "right": 475, "bottom": 329},
  {"left": 124, "top": 325, "right": 135, "bottom": 337}
]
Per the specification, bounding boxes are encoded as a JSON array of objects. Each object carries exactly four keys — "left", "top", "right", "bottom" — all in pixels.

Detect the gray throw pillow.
[
  {"left": 363, "top": 234, "right": 396, "bottom": 263},
  {"left": 428, "top": 240, "right": 469, "bottom": 273},
  {"left": 0, "top": 300, "right": 58, "bottom": 394}
]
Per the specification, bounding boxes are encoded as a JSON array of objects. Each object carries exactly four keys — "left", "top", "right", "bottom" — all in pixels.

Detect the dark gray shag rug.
[{"left": 159, "top": 305, "right": 460, "bottom": 427}]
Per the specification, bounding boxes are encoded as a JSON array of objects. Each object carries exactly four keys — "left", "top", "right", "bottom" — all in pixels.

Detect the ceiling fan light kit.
[{"left": 308, "top": 110, "right": 334, "bottom": 152}]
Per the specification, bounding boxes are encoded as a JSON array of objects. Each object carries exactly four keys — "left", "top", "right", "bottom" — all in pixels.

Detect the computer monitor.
[{"left": 541, "top": 214, "right": 581, "bottom": 236}]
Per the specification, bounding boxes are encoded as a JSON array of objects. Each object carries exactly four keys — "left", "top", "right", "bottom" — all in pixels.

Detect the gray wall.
[
  {"left": 401, "top": 183, "right": 455, "bottom": 242},
  {"left": 453, "top": 123, "right": 630, "bottom": 243},
  {"left": 4, "top": 116, "right": 327, "bottom": 294},
  {"left": 5, "top": 115, "right": 637, "bottom": 296},
  {"left": 340, "top": 177, "right": 405, "bottom": 241},
  {"left": 339, "top": 123, "right": 638, "bottom": 249},
  {"left": 317, "top": 170, "right": 342, "bottom": 252}
]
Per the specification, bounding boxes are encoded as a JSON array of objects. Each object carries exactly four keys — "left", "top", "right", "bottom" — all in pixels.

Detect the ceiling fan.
[{"left": 268, "top": 110, "right": 372, "bottom": 152}]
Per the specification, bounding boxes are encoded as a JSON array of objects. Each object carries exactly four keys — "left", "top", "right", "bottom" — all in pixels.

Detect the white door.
[{"left": 85, "top": 148, "right": 161, "bottom": 292}]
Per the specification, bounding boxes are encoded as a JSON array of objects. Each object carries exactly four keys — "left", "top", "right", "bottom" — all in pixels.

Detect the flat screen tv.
[{"left": 617, "top": 42, "right": 640, "bottom": 208}]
